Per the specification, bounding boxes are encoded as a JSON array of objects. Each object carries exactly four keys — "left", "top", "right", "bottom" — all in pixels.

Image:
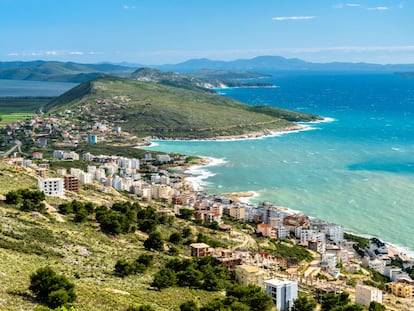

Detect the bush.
[
  {"left": 144, "top": 231, "right": 164, "bottom": 251},
  {"left": 29, "top": 266, "right": 76, "bottom": 308}
]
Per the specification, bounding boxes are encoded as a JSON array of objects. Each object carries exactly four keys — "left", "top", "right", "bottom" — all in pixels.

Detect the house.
[
  {"left": 190, "top": 243, "right": 213, "bottom": 257},
  {"left": 264, "top": 279, "right": 298, "bottom": 311},
  {"left": 32, "top": 152, "right": 43, "bottom": 159}
]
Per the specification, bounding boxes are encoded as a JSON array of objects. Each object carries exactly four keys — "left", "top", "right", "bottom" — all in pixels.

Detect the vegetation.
[
  {"left": 369, "top": 301, "right": 386, "bottom": 311},
  {"left": 29, "top": 266, "right": 76, "bottom": 308},
  {"left": 45, "top": 77, "right": 320, "bottom": 139},
  {"left": 0, "top": 60, "right": 134, "bottom": 82},
  {"left": 267, "top": 239, "right": 313, "bottom": 264},
  {"left": 292, "top": 294, "right": 317, "bottom": 311},
  {"left": 0, "top": 97, "right": 51, "bottom": 126},
  {"left": 151, "top": 257, "right": 231, "bottom": 291},
  {"left": 344, "top": 233, "right": 370, "bottom": 249},
  {"left": 5, "top": 188, "right": 46, "bottom": 212}
]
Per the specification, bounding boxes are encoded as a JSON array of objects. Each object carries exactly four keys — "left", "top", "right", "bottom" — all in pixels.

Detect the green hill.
[
  {"left": 0, "top": 61, "right": 136, "bottom": 82},
  {"left": 46, "top": 77, "right": 320, "bottom": 139}
]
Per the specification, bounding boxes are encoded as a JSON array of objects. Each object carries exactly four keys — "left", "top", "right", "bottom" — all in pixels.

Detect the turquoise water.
[
  {"left": 145, "top": 72, "right": 414, "bottom": 255},
  {"left": 0, "top": 79, "right": 77, "bottom": 96}
]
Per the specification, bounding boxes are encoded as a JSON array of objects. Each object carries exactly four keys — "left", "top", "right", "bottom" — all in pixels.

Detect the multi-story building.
[
  {"left": 38, "top": 178, "right": 64, "bottom": 197},
  {"left": 190, "top": 243, "right": 213, "bottom": 257},
  {"left": 355, "top": 284, "right": 383, "bottom": 307},
  {"left": 64, "top": 175, "right": 79, "bottom": 193},
  {"left": 257, "top": 223, "right": 277, "bottom": 238},
  {"left": 235, "top": 265, "right": 266, "bottom": 288},
  {"left": 387, "top": 282, "right": 414, "bottom": 298},
  {"left": 264, "top": 279, "right": 298, "bottom": 311}
]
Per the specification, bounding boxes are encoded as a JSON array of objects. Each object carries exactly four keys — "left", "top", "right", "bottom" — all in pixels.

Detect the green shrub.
[{"left": 29, "top": 266, "right": 76, "bottom": 308}]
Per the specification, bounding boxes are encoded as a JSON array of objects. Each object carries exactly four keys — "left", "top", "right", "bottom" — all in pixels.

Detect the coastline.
[
  {"left": 181, "top": 154, "right": 414, "bottom": 261},
  {"left": 143, "top": 117, "right": 413, "bottom": 260},
  {"left": 140, "top": 116, "right": 334, "bottom": 146}
]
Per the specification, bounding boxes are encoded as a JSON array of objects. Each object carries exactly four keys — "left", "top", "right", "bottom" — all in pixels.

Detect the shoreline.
[
  {"left": 182, "top": 155, "right": 414, "bottom": 261},
  {"left": 141, "top": 117, "right": 413, "bottom": 259},
  {"left": 140, "top": 116, "right": 334, "bottom": 146}
]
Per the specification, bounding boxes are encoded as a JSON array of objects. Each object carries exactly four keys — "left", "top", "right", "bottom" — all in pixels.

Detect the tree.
[
  {"left": 292, "top": 295, "right": 317, "bottom": 311},
  {"left": 151, "top": 268, "right": 176, "bottom": 290},
  {"left": 169, "top": 232, "right": 182, "bottom": 244},
  {"left": 226, "top": 284, "right": 273, "bottom": 311},
  {"left": 369, "top": 301, "right": 386, "bottom": 311},
  {"left": 321, "top": 292, "right": 350, "bottom": 311},
  {"left": 136, "top": 253, "right": 154, "bottom": 268},
  {"left": 29, "top": 266, "right": 76, "bottom": 308},
  {"left": 144, "top": 231, "right": 164, "bottom": 251},
  {"left": 180, "top": 301, "right": 200, "bottom": 311},
  {"left": 115, "top": 259, "right": 136, "bottom": 277},
  {"left": 179, "top": 208, "right": 194, "bottom": 220}
]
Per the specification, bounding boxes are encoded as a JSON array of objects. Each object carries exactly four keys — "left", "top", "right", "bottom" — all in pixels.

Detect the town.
[{"left": 1, "top": 110, "right": 414, "bottom": 311}]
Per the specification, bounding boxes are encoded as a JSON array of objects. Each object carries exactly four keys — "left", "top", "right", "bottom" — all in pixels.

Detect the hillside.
[
  {"left": 0, "top": 164, "right": 223, "bottom": 310},
  {"left": 130, "top": 68, "right": 274, "bottom": 92},
  {"left": 0, "top": 61, "right": 136, "bottom": 83},
  {"left": 45, "top": 77, "right": 320, "bottom": 139}
]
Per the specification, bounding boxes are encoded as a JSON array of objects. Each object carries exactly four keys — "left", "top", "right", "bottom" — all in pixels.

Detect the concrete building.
[
  {"left": 190, "top": 243, "right": 213, "bottom": 257},
  {"left": 235, "top": 265, "right": 266, "bottom": 288},
  {"left": 38, "top": 178, "right": 64, "bottom": 197},
  {"left": 355, "top": 284, "right": 383, "bottom": 307},
  {"left": 387, "top": 282, "right": 414, "bottom": 298},
  {"left": 264, "top": 279, "right": 298, "bottom": 311},
  {"left": 64, "top": 175, "right": 79, "bottom": 193},
  {"left": 229, "top": 206, "right": 246, "bottom": 220},
  {"left": 257, "top": 223, "right": 277, "bottom": 238}
]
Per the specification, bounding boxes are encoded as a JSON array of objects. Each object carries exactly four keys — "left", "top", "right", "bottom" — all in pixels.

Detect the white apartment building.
[
  {"left": 79, "top": 171, "right": 93, "bottom": 184},
  {"left": 327, "top": 225, "right": 344, "bottom": 243},
  {"left": 355, "top": 284, "right": 382, "bottom": 307},
  {"left": 264, "top": 279, "right": 298, "bottom": 311},
  {"left": 38, "top": 178, "right": 64, "bottom": 197}
]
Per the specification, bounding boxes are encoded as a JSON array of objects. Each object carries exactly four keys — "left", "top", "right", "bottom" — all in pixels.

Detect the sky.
[{"left": 1, "top": 0, "right": 413, "bottom": 65}]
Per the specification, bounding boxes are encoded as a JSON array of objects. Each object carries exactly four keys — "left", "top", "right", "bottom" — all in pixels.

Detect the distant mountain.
[
  {"left": 0, "top": 61, "right": 137, "bottom": 83},
  {"left": 46, "top": 77, "right": 319, "bottom": 139},
  {"left": 130, "top": 67, "right": 275, "bottom": 91},
  {"left": 155, "top": 56, "right": 414, "bottom": 73}
]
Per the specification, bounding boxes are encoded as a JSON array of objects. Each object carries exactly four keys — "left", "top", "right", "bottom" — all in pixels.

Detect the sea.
[
  {"left": 144, "top": 72, "right": 414, "bottom": 257},
  {"left": 0, "top": 79, "right": 77, "bottom": 97}
]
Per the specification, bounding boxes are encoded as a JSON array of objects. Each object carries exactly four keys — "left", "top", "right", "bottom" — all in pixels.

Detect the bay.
[
  {"left": 0, "top": 79, "right": 77, "bottom": 97},
  {"left": 145, "top": 72, "right": 414, "bottom": 255}
]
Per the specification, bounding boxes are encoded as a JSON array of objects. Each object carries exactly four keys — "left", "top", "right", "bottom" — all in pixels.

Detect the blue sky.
[{"left": 0, "top": 0, "right": 413, "bottom": 64}]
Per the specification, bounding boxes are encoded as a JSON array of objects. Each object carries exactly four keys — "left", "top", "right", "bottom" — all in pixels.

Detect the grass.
[
  {"left": 0, "top": 97, "right": 52, "bottom": 127},
  {"left": 0, "top": 164, "right": 38, "bottom": 195}
]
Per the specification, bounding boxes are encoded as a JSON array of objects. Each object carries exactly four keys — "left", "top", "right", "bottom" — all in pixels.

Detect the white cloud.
[
  {"left": 272, "top": 16, "right": 316, "bottom": 21},
  {"left": 123, "top": 5, "right": 136, "bottom": 10},
  {"left": 7, "top": 50, "right": 102, "bottom": 57},
  {"left": 333, "top": 3, "right": 360, "bottom": 9},
  {"left": 367, "top": 6, "right": 389, "bottom": 11}
]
